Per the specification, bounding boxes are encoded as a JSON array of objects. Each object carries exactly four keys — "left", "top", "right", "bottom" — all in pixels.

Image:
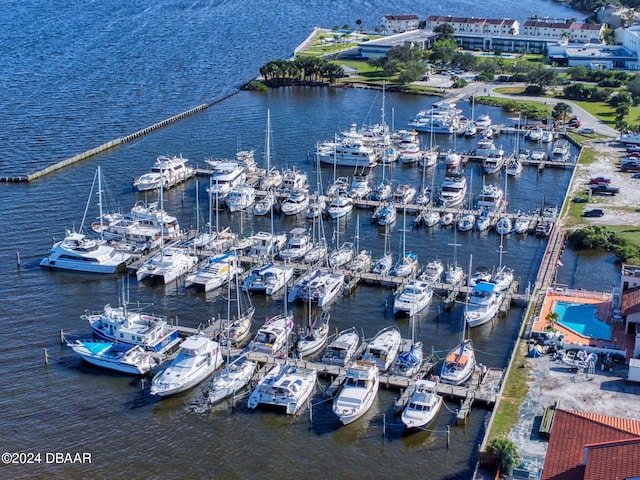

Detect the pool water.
[{"left": 553, "top": 301, "right": 612, "bottom": 340}]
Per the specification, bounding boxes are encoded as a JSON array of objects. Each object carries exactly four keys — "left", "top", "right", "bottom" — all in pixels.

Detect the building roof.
[
  {"left": 569, "top": 23, "right": 604, "bottom": 31},
  {"left": 384, "top": 14, "right": 419, "bottom": 21},
  {"left": 621, "top": 285, "right": 640, "bottom": 315},
  {"left": 426, "top": 15, "right": 516, "bottom": 26},
  {"left": 524, "top": 20, "right": 572, "bottom": 28},
  {"left": 542, "top": 409, "right": 640, "bottom": 480}
]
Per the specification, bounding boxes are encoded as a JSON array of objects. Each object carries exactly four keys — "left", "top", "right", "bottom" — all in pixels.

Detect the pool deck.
[{"left": 533, "top": 289, "right": 633, "bottom": 357}]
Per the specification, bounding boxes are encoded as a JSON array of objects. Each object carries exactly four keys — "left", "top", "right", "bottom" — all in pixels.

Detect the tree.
[
  {"left": 367, "top": 56, "right": 386, "bottom": 71},
  {"left": 430, "top": 38, "right": 458, "bottom": 64},
  {"left": 552, "top": 102, "right": 572, "bottom": 125},
  {"left": 528, "top": 68, "right": 558, "bottom": 91},
  {"left": 433, "top": 23, "right": 454, "bottom": 40},
  {"left": 486, "top": 437, "right": 520, "bottom": 476},
  {"left": 355, "top": 19, "right": 363, "bottom": 32}
]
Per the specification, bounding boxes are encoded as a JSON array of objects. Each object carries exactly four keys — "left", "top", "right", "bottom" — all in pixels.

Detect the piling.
[
  {"left": 44, "top": 348, "right": 48, "bottom": 365},
  {"left": 16, "top": 251, "right": 20, "bottom": 269}
]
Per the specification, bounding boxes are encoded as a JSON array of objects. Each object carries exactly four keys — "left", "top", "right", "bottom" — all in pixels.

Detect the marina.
[{"left": 3, "top": 1, "right": 605, "bottom": 478}]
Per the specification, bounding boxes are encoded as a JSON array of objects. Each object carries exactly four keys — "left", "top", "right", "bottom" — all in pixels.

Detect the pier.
[{"left": 1, "top": 91, "right": 240, "bottom": 183}]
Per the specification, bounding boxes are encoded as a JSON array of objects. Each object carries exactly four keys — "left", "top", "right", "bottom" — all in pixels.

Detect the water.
[
  {"left": 1, "top": 1, "right": 608, "bottom": 479},
  {"left": 553, "top": 301, "right": 613, "bottom": 340}
]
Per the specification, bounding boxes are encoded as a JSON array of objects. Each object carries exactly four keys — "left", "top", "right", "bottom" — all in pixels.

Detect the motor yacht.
[
  {"left": 248, "top": 363, "right": 317, "bottom": 415},
  {"left": 332, "top": 360, "right": 379, "bottom": 425},
  {"left": 133, "top": 154, "right": 193, "bottom": 192},
  {"left": 401, "top": 380, "right": 443, "bottom": 431},
  {"left": 150, "top": 334, "right": 223, "bottom": 397},
  {"left": 361, "top": 326, "right": 402, "bottom": 372},
  {"left": 393, "top": 279, "right": 433, "bottom": 316}
]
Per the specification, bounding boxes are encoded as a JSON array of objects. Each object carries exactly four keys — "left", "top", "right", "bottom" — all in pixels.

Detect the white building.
[
  {"left": 620, "top": 265, "right": 640, "bottom": 356},
  {"left": 425, "top": 15, "right": 519, "bottom": 36},
  {"left": 522, "top": 20, "right": 604, "bottom": 43},
  {"left": 379, "top": 14, "right": 420, "bottom": 34}
]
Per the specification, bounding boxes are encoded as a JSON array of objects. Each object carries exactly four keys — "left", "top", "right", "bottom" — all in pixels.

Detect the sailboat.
[
  {"left": 348, "top": 216, "right": 372, "bottom": 273},
  {"left": 259, "top": 110, "right": 283, "bottom": 190},
  {"left": 40, "top": 167, "right": 132, "bottom": 274},
  {"left": 394, "top": 308, "right": 424, "bottom": 378},
  {"left": 218, "top": 256, "right": 255, "bottom": 347},
  {"left": 208, "top": 269, "right": 257, "bottom": 405},
  {"left": 441, "top": 256, "right": 476, "bottom": 385},
  {"left": 393, "top": 207, "right": 418, "bottom": 278},
  {"left": 492, "top": 233, "right": 514, "bottom": 292},
  {"left": 445, "top": 222, "right": 464, "bottom": 285},
  {"left": 296, "top": 309, "right": 330, "bottom": 358},
  {"left": 371, "top": 221, "right": 393, "bottom": 276}
]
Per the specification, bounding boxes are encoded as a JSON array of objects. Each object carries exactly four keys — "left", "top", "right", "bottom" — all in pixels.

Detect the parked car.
[
  {"left": 632, "top": 172, "right": 640, "bottom": 179},
  {"left": 583, "top": 208, "right": 605, "bottom": 217},
  {"left": 579, "top": 128, "right": 595, "bottom": 135}
]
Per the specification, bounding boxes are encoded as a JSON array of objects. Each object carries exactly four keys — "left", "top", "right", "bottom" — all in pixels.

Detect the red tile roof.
[
  {"left": 384, "top": 14, "right": 419, "bottom": 21},
  {"left": 583, "top": 438, "right": 640, "bottom": 480},
  {"left": 621, "top": 286, "right": 640, "bottom": 315},
  {"left": 542, "top": 409, "right": 640, "bottom": 480}
]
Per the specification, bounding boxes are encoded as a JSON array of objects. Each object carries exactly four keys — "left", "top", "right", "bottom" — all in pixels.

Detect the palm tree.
[
  {"left": 486, "top": 436, "right": 520, "bottom": 475},
  {"left": 552, "top": 102, "right": 572, "bottom": 127}
]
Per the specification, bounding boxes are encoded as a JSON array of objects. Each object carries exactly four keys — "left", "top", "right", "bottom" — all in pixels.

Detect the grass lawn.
[
  {"left": 610, "top": 225, "right": 640, "bottom": 249},
  {"left": 493, "top": 86, "right": 526, "bottom": 95},
  {"left": 574, "top": 100, "right": 640, "bottom": 128},
  {"left": 487, "top": 341, "right": 531, "bottom": 442}
]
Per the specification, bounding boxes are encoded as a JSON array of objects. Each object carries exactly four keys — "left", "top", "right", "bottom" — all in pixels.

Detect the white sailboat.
[
  {"left": 395, "top": 309, "right": 424, "bottom": 378},
  {"left": 393, "top": 207, "right": 418, "bottom": 278}
]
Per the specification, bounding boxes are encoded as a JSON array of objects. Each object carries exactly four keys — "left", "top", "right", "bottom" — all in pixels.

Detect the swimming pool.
[{"left": 552, "top": 301, "right": 612, "bottom": 340}]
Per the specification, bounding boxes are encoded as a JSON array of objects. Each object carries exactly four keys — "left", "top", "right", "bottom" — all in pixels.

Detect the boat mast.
[{"left": 97, "top": 166, "right": 104, "bottom": 241}]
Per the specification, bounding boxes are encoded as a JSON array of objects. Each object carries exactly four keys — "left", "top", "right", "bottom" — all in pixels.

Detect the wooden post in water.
[
  {"left": 382, "top": 413, "right": 386, "bottom": 439},
  {"left": 60, "top": 329, "right": 65, "bottom": 345},
  {"left": 308, "top": 398, "right": 313, "bottom": 427},
  {"left": 232, "top": 390, "right": 236, "bottom": 414},
  {"left": 447, "top": 425, "right": 450, "bottom": 448},
  {"left": 16, "top": 251, "right": 20, "bottom": 269},
  {"left": 44, "top": 348, "right": 48, "bottom": 365}
]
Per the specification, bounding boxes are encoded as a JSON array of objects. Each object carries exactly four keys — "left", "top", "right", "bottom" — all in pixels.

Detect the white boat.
[
  {"left": 305, "top": 194, "right": 327, "bottom": 219},
  {"left": 243, "top": 262, "right": 294, "bottom": 296},
  {"left": 476, "top": 184, "right": 504, "bottom": 212},
  {"left": 226, "top": 184, "right": 256, "bottom": 212},
  {"left": 465, "top": 282, "right": 504, "bottom": 328},
  {"left": 415, "top": 186, "right": 432, "bottom": 206},
  {"left": 281, "top": 167, "right": 308, "bottom": 192},
  {"left": 208, "top": 356, "right": 257, "bottom": 406},
  {"left": 505, "top": 158, "right": 523, "bottom": 176},
  {"left": 328, "top": 242, "right": 354, "bottom": 269},
  {"left": 394, "top": 184, "right": 417, "bottom": 205},
  {"left": 445, "top": 261, "right": 464, "bottom": 285},
  {"left": 41, "top": 230, "right": 132, "bottom": 274},
  {"left": 492, "top": 264, "right": 514, "bottom": 292},
  {"left": 321, "top": 326, "right": 360, "bottom": 367},
  {"left": 136, "top": 246, "right": 198, "bottom": 284},
  {"left": 401, "top": 380, "right": 443, "bottom": 431},
  {"left": 150, "top": 334, "right": 224, "bottom": 397},
  {"left": 468, "top": 267, "right": 492, "bottom": 287},
  {"left": 86, "top": 302, "right": 180, "bottom": 353},
  {"left": 476, "top": 114, "right": 492, "bottom": 131},
  {"left": 248, "top": 231, "right": 287, "bottom": 259},
  {"left": 349, "top": 249, "right": 372, "bottom": 273},
  {"left": 362, "top": 326, "right": 402, "bottom": 372},
  {"left": 260, "top": 167, "right": 283, "bottom": 190},
  {"left": 369, "top": 179, "right": 392, "bottom": 202},
  {"left": 527, "top": 127, "right": 543, "bottom": 142},
  {"left": 206, "top": 161, "right": 247, "bottom": 200},
  {"left": 326, "top": 176, "right": 350, "bottom": 197},
  {"left": 248, "top": 314, "right": 293, "bottom": 356},
  {"left": 371, "top": 252, "right": 393, "bottom": 276},
  {"left": 317, "top": 138, "right": 379, "bottom": 168},
  {"left": 514, "top": 213, "right": 529, "bottom": 234},
  {"left": 218, "top": 272, "right": 255, "bottom": 348},
  {"left": 440, "top": 338, "right": 475, "bottom": 386},
  {"left": 288, "top": 269, "right": 344, "bottom": 308},
  {"left": 332, "top": 360, "right": 379, "bottom": 425},
  {"left": 483, "top": 150, "right": 505, "bottom": 175},
  {"left": 348, "top": 175, "right": 372, "bottom": 199},
  {"left": 541, "top": 130, "right": 554, "bottom": 143},
  {"left": 327, "top": 194, "right": 354, "bottom": 219},
  {"left": 440, "top": 212, "right": 454, "bottom": 227},
  {"left": 68, "top": 340, "right": 157, "bottom": 375},
  {"left": 444, "top": 151, "right": 462, "bottom": 170},
  {"left": 495, "top": 216, "right": 512, "bottom": 235},
  {"left": 420, "top": 259, "right": 443, "bottom": 283},
  {"left": 247, "top": 363, "right": 317, "bottom": 415},
  {"left": 278, "top": 227, "right": 312, "bottom": 261},
  {"left": 394, "top": 252, "right": 419, "bottom": 278},
  {"left": 475, "top": 135, "right": 497, "bottom": 157},
  {"left": 423, "top": 209, "right": 440, "bottom": 228},
  {"left": 438, "top": 172, "right": 467, "bottom": 208},
  {"left": 552, "top": 139, "right": 571, "bottom": 162},
  {"left": 377, "top": 202, "right": 397, "bottom": 226},
  {"left": 393, "top": 279, "right": 433, "bottom": 316},
  {"left": 476, "top": 209, "right": 491, "bottom": 231},
  {"left": 184, "top": 252, "right": 241, "bottom": 292},
  {"left": 303, "top": 239, "right": 328, "bottom": 265},
  {"left": 281, "top": 189, "right": 310, "bottom": 216},
  {"left": 296, "top": 311, "right": 330, "bottom": 358},
  {"left": 397, "top": 129, "right": 422, "bottom": 164},
  {"left": 458, "top": 213, "right": 475, "bottom": 232},
  {"left": 464, "top": 121, "right": 477, "bottom": 137},
  {"left": 133, "top": 154, "right": 193, "bottom": 191}
]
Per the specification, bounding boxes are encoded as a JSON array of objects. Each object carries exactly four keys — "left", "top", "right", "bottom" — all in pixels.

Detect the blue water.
[
  {"left": 553, "top": 301, "right": 613, "bottom": 340},
  {"left": 0, "top": 1, "right": 602, "bottom": 479}
]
